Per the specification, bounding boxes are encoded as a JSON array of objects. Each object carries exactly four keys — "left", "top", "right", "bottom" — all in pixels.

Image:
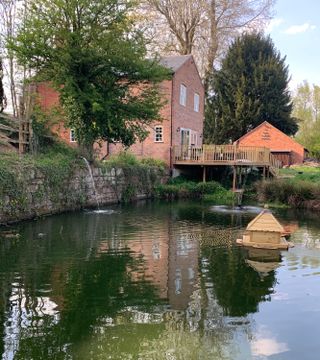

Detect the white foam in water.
[
  {"left": 210, "top": 205, "right": 264, "bottom": 214},
  {"left": 85, "top": 209, "right": 116, "bottom": 215}
]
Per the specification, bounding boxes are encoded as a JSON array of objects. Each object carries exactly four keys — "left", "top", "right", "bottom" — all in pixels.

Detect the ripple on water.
[{"left": 209, "top": 205, "right": 264, "bottom": 214}]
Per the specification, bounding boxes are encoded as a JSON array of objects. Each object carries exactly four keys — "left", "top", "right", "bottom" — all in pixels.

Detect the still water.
[{"left": 0, "top": 201, "right": 320, "bottom": 360}]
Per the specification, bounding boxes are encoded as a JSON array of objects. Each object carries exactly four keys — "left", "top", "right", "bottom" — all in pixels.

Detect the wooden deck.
[{"left": 173, "top": 145, "right": 282, "bottom": 179}]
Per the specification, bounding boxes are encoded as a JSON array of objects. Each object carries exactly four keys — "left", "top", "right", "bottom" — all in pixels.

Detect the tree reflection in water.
[{"left": 0, "top": 201, "right": 287, "bottom": 359}]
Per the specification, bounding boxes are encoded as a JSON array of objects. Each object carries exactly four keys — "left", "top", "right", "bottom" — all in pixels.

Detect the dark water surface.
[{"left": 0, "top": 201, "right": 320, "bottom": 359}]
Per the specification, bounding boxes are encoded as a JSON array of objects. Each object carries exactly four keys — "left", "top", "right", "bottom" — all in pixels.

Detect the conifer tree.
[{"left": 204, "top": 33, "right": 298, "bottom": 144}]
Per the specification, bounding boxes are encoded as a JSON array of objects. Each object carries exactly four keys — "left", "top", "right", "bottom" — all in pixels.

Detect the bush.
[
  {"left": 256, "top": 179, "right": 320, "bottom": 208},
  {"left": 140, "top": 157, "right": 167, "bottom": 170},
  {"left": 104, "top": 151, "right": 139, "bottom": 167},
  {"left": 155, "top": 180, "right": 234, "bottom": 202}
]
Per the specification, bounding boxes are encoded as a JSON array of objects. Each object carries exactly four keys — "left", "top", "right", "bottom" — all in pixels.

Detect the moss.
[
  {"left": 98, "top": 152, "right": 168, "bottom": 201},
  {"left": 0, "top": 145, "right": 82, "bottom": 217}
]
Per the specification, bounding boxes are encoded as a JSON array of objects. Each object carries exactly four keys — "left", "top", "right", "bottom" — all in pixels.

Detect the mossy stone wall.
[{"left": 0, "top": 164, "right": 167, "bottom": 224}]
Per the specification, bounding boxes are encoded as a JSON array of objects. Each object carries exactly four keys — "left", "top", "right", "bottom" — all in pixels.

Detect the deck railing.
[{"left": 173, "top": 145, "right": 282, "bottom": 172}]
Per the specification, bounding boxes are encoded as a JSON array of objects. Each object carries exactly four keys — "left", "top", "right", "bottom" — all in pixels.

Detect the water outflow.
[{"left": 82, "top": 157, "right": 100, "bottom": 209}]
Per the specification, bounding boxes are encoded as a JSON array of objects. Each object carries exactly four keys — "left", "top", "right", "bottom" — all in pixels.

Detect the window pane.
[
  {"left": 154, "top": 126, "right": 163, "bottom": 142},
  {"left": 180, "top": 84, "right": 187, "bottom": 106},
  {"left": 194, "top": 93, "right": 200, "bottom": 112},
  {"left": 70, "top": 129, "right": 76, "bottom": 142}
]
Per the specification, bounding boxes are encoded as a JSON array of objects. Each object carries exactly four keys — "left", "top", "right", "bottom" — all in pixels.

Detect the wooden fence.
[{"left": 0, "top": 113, "right": 31, "bottom": 154}]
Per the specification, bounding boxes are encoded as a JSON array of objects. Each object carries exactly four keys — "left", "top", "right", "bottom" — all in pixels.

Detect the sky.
[{"left": 266, "top": 0, "right": 320, "bottom": 91}]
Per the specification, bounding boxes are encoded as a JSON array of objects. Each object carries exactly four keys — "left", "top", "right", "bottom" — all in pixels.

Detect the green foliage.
[
  {"left": 99, "top": 152, "right": 168, "bottom": 201},
  {"left": 0, "top": 148, "right": 81, "bottom": 217},
  {"left": 155, "top": 180, "right": 234, "bottom": 203},
  {"left": 293, "top": 81, "right": 320, "bottom": 158},
  {"left": 10, "top": 0, "right": 170, "bottom": 148},
  {"left": 256, "top": 179, "right": 320, "bottom": 208},
  {"left": 31, "top": 105, "right": 64, "bottom": 152},
  {"left": 205, "top": 32, "right": 298, "bottom": 144},
  {"left": 140, "top": 157, "right": 167, "bottom": 170},
  {"left": 104, "top": 151, "right": 139, "bottom": 167}
]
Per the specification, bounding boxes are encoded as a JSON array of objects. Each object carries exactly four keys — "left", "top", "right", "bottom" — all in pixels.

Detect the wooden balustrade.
[
  {"left": 172, "top": 144, "right": 281, "bottom": 176},
  {"left": 173, "top": 145, "right": 270, "bottom": 165}
]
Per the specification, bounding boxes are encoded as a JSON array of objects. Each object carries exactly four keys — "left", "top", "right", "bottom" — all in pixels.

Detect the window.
[
  {"left": 180, "top": 84, "right": 187, "bottom": 106},
  {"left": 154, "top": 126, "right": 163, "bottom": 142},
  {"left": 191, "top": 131, "right": 197, "bottom": 146},
  {"left": 70, "top": 129, "right": 77, "bottom": 142},
  {"left": 194, "top": 93, "right": 200, "bottom": 112}
]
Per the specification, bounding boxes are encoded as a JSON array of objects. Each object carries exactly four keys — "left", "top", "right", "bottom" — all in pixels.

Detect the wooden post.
[
  {"left": 232, "top": 166, "right": 236, "bottom": 191},
  {"left": 263, "top": 166, "right": 266, "bottom": 180},
  {"left": 203, "top": 166, "right": 206, "bottom": 183}
]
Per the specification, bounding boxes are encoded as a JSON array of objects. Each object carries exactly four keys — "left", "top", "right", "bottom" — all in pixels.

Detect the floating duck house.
[{"left": 237, "top": 211, "right": 292, "bottom": 249}]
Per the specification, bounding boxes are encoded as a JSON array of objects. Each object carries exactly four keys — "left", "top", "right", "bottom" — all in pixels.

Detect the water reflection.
[
  {"left": 245, "top": 249, "right": 282, "bottom": 278},
  {"left": 0, "top": 201, "right": 320, "bottom": 359}
]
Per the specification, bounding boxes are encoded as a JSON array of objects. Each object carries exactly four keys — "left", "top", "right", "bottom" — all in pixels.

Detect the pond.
[{"left": 0, "top": 201, "right": 320, "bottom": 360}]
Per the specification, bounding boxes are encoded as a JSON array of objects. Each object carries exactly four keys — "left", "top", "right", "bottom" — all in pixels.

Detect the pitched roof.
[
  {"left": 159, "top": 55, "right": 193, "bottom": 73},
  {"left": 234, "top": 121, "right": 304, "bottom": 151},
  {"left": 246, "top": 211, "right": 284, "bottom": 233}
]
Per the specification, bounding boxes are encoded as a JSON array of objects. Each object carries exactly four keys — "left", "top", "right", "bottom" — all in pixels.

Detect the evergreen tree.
[
  {"left": 10, "top": 0, "right": 170, "bottom": 150},
  {"left": 204, "top": 33, "right": 298, "bottom": 144}
]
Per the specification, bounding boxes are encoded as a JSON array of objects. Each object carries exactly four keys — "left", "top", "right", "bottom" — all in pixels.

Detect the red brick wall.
[
  {"left": 108, "top": 79, "right": 173, "bottom": 164},
  {"left": 36, "top": 83, "right": 77, "bottom": 148},
  {"left": 36, "top": 57, "right": 205, "bottom": 166},
  {"left": 236, "top": 122, "right": 305, "bottom": 164},
  {"left": 109, "top": 57, "right": 205, "bottom": 166},
  {"left": 172, "top": 57, "right": 204, "bottom": 148}
]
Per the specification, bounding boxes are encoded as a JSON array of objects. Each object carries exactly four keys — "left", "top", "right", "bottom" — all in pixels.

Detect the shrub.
[
  {"left": 256, "top": 179, "right": 320, "bottom": 209},
  {"left": 104, "top": 151, "right": 139, "bottom": 167},
  {"left": 140, "top": 157, "right": 167, "bottom": 170},
  {"left": 155, "top": 180, "right": 234, "bottom": 202}
]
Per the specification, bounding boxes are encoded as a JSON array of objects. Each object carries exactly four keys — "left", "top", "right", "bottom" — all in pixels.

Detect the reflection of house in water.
[
  {"left": 96, "top": 220, "right": 199, "bottom": 311},
  {"left": 168, "top": 229, "right": 199, "bottom": 310}
]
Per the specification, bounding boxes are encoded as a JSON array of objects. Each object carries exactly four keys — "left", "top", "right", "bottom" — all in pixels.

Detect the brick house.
[
  {"left": 234, "top": 121, "right": 307, "bottom": 165},
  {"left": 36, "top": 55, "right": 204, "bottom": 167}
]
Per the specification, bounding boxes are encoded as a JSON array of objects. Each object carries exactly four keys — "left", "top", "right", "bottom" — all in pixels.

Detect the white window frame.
[
  {"left": 70, "top": 128, "right": 77, "bottom": 142},
  {"left": 194, "top": 93, "right": 200, "bottom": 112},
  {"left": 180, "top": 84, "right": 187, "bottom": 106},
  {"left": 154, "top": 125, "right": 163, "bottom": 143}
]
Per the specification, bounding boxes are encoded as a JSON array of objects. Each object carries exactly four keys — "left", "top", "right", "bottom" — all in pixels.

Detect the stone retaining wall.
[{"left": 0, "top": 165, "right": 167, "bottom": 225}]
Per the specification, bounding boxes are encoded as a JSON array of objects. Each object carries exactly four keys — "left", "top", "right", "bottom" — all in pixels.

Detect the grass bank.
[{"left": 279, "top": 165, "right": 320, "bottom": 182}]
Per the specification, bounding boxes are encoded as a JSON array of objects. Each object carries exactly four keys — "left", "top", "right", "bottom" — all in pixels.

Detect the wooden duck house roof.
[{"left": 246, "top": 211, "right": 284, "bottom": 233}]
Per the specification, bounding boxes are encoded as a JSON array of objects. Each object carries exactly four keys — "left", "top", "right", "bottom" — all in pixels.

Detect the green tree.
[
  {"left": 10, "top": 0, "right": 169, "bottom": 152},
  {"left": 293, "top": 81, "right": 320, "bottom": 158},
  {"left": 204, "top": 32, "right": 298, "bottom": 144}
]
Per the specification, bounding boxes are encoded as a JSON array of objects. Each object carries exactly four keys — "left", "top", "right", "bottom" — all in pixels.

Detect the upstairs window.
[
  {"left": 70, "top": 129, "right": 77, "bottom": 142},
  {"left": 180, "top": 84, "right": 187, "bottom": 106},
  {"left": 154, "top": 126, "right": 163, "bottom": 142},
  {"left": 194, "top": 93, "right": 200, "bottom": 112}
]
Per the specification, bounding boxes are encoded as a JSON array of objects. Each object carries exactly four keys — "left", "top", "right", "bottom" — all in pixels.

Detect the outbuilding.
[{"left": 234, "top": 121, "right": 307, "bottom": 166}]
